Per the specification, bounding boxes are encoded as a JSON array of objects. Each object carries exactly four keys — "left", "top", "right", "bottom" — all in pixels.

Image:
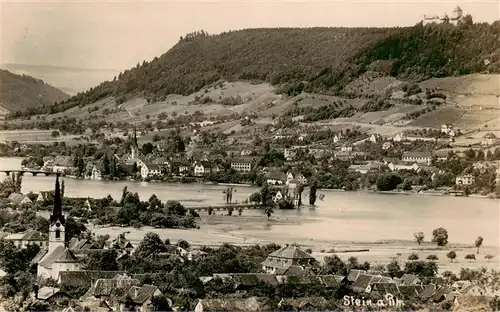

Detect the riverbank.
[{"left": 90, "top": 214, "right": 500, "bottom": 275}]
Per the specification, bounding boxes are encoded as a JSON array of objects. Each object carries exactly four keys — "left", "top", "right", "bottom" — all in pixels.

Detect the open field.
[{"left": 0, "top": 130, "right": 82, "bottom": 143}]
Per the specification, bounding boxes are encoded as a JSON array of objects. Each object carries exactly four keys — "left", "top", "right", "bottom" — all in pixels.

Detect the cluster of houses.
[{"left": 0, "top": 179, "right": 496, "bottom": 312}]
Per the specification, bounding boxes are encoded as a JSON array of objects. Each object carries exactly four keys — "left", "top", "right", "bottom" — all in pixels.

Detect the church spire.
[{"left": 50, "top": 172, "right": 65, "bottom": 225}]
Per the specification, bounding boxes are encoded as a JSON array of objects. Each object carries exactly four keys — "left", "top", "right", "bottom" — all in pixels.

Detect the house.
[
  {"left": 50, "top": 156, "right": 76, "bottom": 174},
  {"left": 387, "top": 162, "right": 420, "bottom": 172},
  {"left": 37, "top": 191, "right": 53, "bottom": 202},
  {"left": 348, "top": 162, "right": 381, "bottom": 174},
  {"left": 58, "top": 271, "right": 128, "bottom": 291},
  {"left": 193, "top": 162, "right": 205, "bottom": 176},
  {"left": 230, "top": 157, "right": 259, "bottom": 172},
  {"left": 286, "top": 171, "right": 307, "bottom": 185},
  {"left": 273, "top": 190, "right": 283, "bottom": 203},
  {"left": 265, "top": 170, "right": 286, "bottom": 185},
  {"left": 104, "top": 233, "right": 134, "bottom": 253},
  {"left": 7, "top": 193, "right": 32, "bottom": 205},
  {"left": 369, "top": 134, "right": 382, "bottom": 143},
  {"left": 456, "top": 174, "right": 475, "bottom": 186},
  {"left": 441, "top": 123, "right": 453, "bottom": 134},
  {"left": 481, "top": 133, "right": 497, "bottom": 146},
  {"left": 81, "top": 274, "right": 141, "bottom": 307},
  {"left": 63, "top": 299, "right": 112, "bottom": 312},
  {"left": 284, "top": 148, "right": 297, "bottom": 161},
  {"left": 399, "top": 274, "right": 422, "bottom": 286},
  {"left": 3, "top": 229, "right": 48, "bottom": 249},
  {"left": 341, "top": 144, "right": 353, "bottom": 152},
  {"left": 140, "top": 163, "right": 162, "bottom": 179},
  {"left": 261, "top": 244, "right": 319, "bottom": 275},
  {"left": 393, "top": 133, "right": 407, "bottom": 142},
  {"left": 35, "top": 286, "right": 72, "bottom": 304},
  {"left": 382, "top": 142, "right": 393, "bottom": 150},
  {"left": 240, "top": 149, "right": 253, "bottom": 156},
  {"left": 194, "top": 297, "right": 270, "bottom": 312},
  {"left": 333, "top": 133, "right": 342, "bottom": 143},
  {"left": 33, "top": 175, "right": 83, "bottom": 280},
  {"left": 352, "top": 274, "right": 376, "bottom": 293},
  {"left": 118, "top": 284, "right": 162, "bottom": 312},
  {"left": 402, "top": 151, "right": 432, "bottom": 164},
  {"left": 90, "top": 165, "right": 103, "bottom": 181},
  {"left": 0, "top": 268, "right": 6, "bottom": 278}
]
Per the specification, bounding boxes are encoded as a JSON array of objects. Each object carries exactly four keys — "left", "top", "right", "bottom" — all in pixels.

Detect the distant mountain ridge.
[
  {"left": 1, "top": 63, "right": 120, "bottom": 95},
  {"left": 10, "top": 20, "right": 500, "bottom": 117},
  {"left": 0, "top": 69, "right": 70, "bottom": 114}
]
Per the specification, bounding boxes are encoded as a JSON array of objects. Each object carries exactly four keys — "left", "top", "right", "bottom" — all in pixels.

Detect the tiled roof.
[
  {"left": 352, "top": 274, "right": 375, "bottom": 293},
  {"left": 22, "top": 230, "right": 47, "bottom": 241},
  {"left": 37, "top": 287, "right": 67, "bottom": 300},
  {"left": 268, "top": 245, "right": 315, "bottom": 260},
  {"left": 347, "top": 269, "right": 366, "bottom": 282},
  {"left": 59, "top": 271, "right": 127, "bottom": 289},
  {"left": 419, "top": 284, "right": 438, "bottom": 300},
  {"left": 402, "top": 151, "right": 432, "bottom": 158},
  {"left": 398, "top": 285, "right": 424, "bottom": 299},
  {"left": 39, "top": 246, "right": 66, "bottom": 269},
  {"left": 55, "top": 249, "right": 80, "bottom": 263},
  {"left": 31, "top": 249, "right": 48, "bottom": 265},
  {"left": 121, "top": 284, "right": 159, "bottom": 304},
  {"left": 400, "top": 274, "right": 420, "bottom": 286}
]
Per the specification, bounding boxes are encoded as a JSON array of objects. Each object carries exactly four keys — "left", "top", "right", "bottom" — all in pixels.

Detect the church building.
[{"left": 33, "top": 174, "right": 82, "bottom": 280}]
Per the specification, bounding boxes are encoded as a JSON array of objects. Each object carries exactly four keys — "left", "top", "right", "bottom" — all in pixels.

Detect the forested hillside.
[
  {"left": 13, "top": 19, "right": 500, "bottom": 117},
  {"left": 0, "top": 70, "right": 69, "bottom": 113}
]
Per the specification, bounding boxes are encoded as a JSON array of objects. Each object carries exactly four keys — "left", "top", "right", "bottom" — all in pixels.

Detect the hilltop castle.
[{"left": 423, "top": 6, "right": 464, "bottom": 25}]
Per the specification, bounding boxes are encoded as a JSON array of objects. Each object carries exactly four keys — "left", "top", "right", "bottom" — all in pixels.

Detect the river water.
[{"left": 1, "top": 157, "right": 498, "bottom": 247}]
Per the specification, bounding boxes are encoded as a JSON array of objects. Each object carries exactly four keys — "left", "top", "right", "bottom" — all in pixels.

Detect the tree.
[
  {"left": 475, "top": 236, "right": 483, "bottom": 254},
  {"left": 465, "top": 254, "right": 476, "bottom": 262},
  {"left": 151, "top": 294, "right": 172, "bottom": 311},
  {"left": 322, "top": 255, "right": 347, "bottom": 275},
  {"left": 249, "top": 192, "right": 261, "bottom": 204},
  {"left": 386, "top": 260, "right": 401, "bottom": 278},
  {"left": 85, "top": 250, "right": 118, "bottom": 271},
  {"left": 404, "top": 261, "right": 438, "bottom": 277},
  {"left": 414, "top": 232, "right": 425, "bottom": 245},
  {"left": 177, "top": 239, "right": 190, "bottom": 250},
  {"left": 484, "top": 254, "right": 494, "bottom": 262},
  {"left": 165, "top": 200, "right": 187, "bottom": 216},
  {"left": 309, "top": 180, "right": 317, "bottom": 206},
  {"left": 51, "top": 130, "right": 60, "bottom": 137},
  {"left": 296, "top": 184, "right": 304, "bottom": 207},
  {"left": 376, "top": 173, "right": 402, "bottom": 191},
  {"left": 134, "top": 232, "right": 166, "bottom": 258},
  {"left": 432, "top": 227, "right": 449, "bottom": 246},
  {"left": 426, "top": 254, "right": 439, "bottom": 261},
  {"left": 408, "top": 253, "right": 419, "bottom": 261},
  {"left": 447, "top": 251, "right": 457, "bottom": 262}
]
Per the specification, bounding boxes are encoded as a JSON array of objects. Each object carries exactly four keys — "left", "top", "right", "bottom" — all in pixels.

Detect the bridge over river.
[{"left": 0, "top": 169, "right": 58, "bottom": 177}]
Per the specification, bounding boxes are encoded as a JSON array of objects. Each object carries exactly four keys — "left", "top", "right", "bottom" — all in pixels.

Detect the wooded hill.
[
  {"left": 0, "top": 69, "right": 69, "bottom": 114},
  {"left": 13, "top": 19, "right": 500, "bottom": 117}
]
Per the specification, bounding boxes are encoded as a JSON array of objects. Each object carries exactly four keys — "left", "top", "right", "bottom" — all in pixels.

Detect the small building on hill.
[{"left": 3, "top": 229, "right": 48, "bottom": 249}]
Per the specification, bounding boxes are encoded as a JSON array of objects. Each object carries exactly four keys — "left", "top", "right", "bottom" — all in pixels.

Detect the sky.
[{"left": 2, "top": 0, "right": 499, "bottom": 71}]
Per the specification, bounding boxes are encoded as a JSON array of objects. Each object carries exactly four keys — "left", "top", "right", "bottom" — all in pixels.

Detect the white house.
[
  {"left": 194, "top": 162, "right": 205, "bottom": 176},
  {"left": 393, "top": 133, "right": 407, "bottom": 142},
  {"left": 402, "top": 152, "right": 432, "bottom": 165},
  {"left": 456, "top": 174, "right": 475, "bottom": 186},
  {"left": 37, "top": 191, "right": 52, "bottom": 202},
  {"left": 90, "top": 165, "right": 102, "bottom": 180},
  {"left": 3, "top": 230, "right": 48, "bottom": 249},
  {"left": 441, "top": 123, "right": 453, "bottom": 134},
  {"left": 369, "top": 134, "right": 381, "bottom": 143},
  {"left": 140, "top": 163, "right": 162, "bottom": 179},
  {"left": 382, "top": 142, "right": 393, "bottom": 150},
  {"left": 481, "top": 133, "right": 497, "bottom": 146},
  {"left": 273, "top": 191, "right": 283, "bottom": 203},
  {"left": 333, "top": 134, "right": 342, "bottom": 143},
  {"left": 284, "top": 149, "right": 297, "bottom": 161},
  {"left": 341, "top": 145, "right": 353, "bottom": 152},
  {"left": 388, "top": 162, "right": 420, "bottom": 172}
]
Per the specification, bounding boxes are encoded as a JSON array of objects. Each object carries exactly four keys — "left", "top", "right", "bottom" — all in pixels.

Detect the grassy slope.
[{"left": 0, "top": 69, "right": 70, "bottom": 113}]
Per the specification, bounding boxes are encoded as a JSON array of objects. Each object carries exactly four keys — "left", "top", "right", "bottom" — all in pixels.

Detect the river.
[{"left": 0, "top": 157, "right": 498, "bottom": 247}]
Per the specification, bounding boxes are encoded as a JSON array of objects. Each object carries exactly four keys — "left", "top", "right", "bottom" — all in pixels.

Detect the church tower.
[{"left": 48, "top": 173, "right": 66, "bottom": 253}]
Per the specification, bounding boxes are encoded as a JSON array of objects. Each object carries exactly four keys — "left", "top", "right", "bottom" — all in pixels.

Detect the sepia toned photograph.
[{"left": 0, "top": 0, "right": 499, "bottom": 311}]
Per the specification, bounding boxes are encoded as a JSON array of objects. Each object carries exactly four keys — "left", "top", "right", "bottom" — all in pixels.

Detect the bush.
[
  {"left": 408, "top": 253, "right": 419, "bottom": 261},
  {"left": 426, "top": 254, "right": 439, "bottom": 261}
]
